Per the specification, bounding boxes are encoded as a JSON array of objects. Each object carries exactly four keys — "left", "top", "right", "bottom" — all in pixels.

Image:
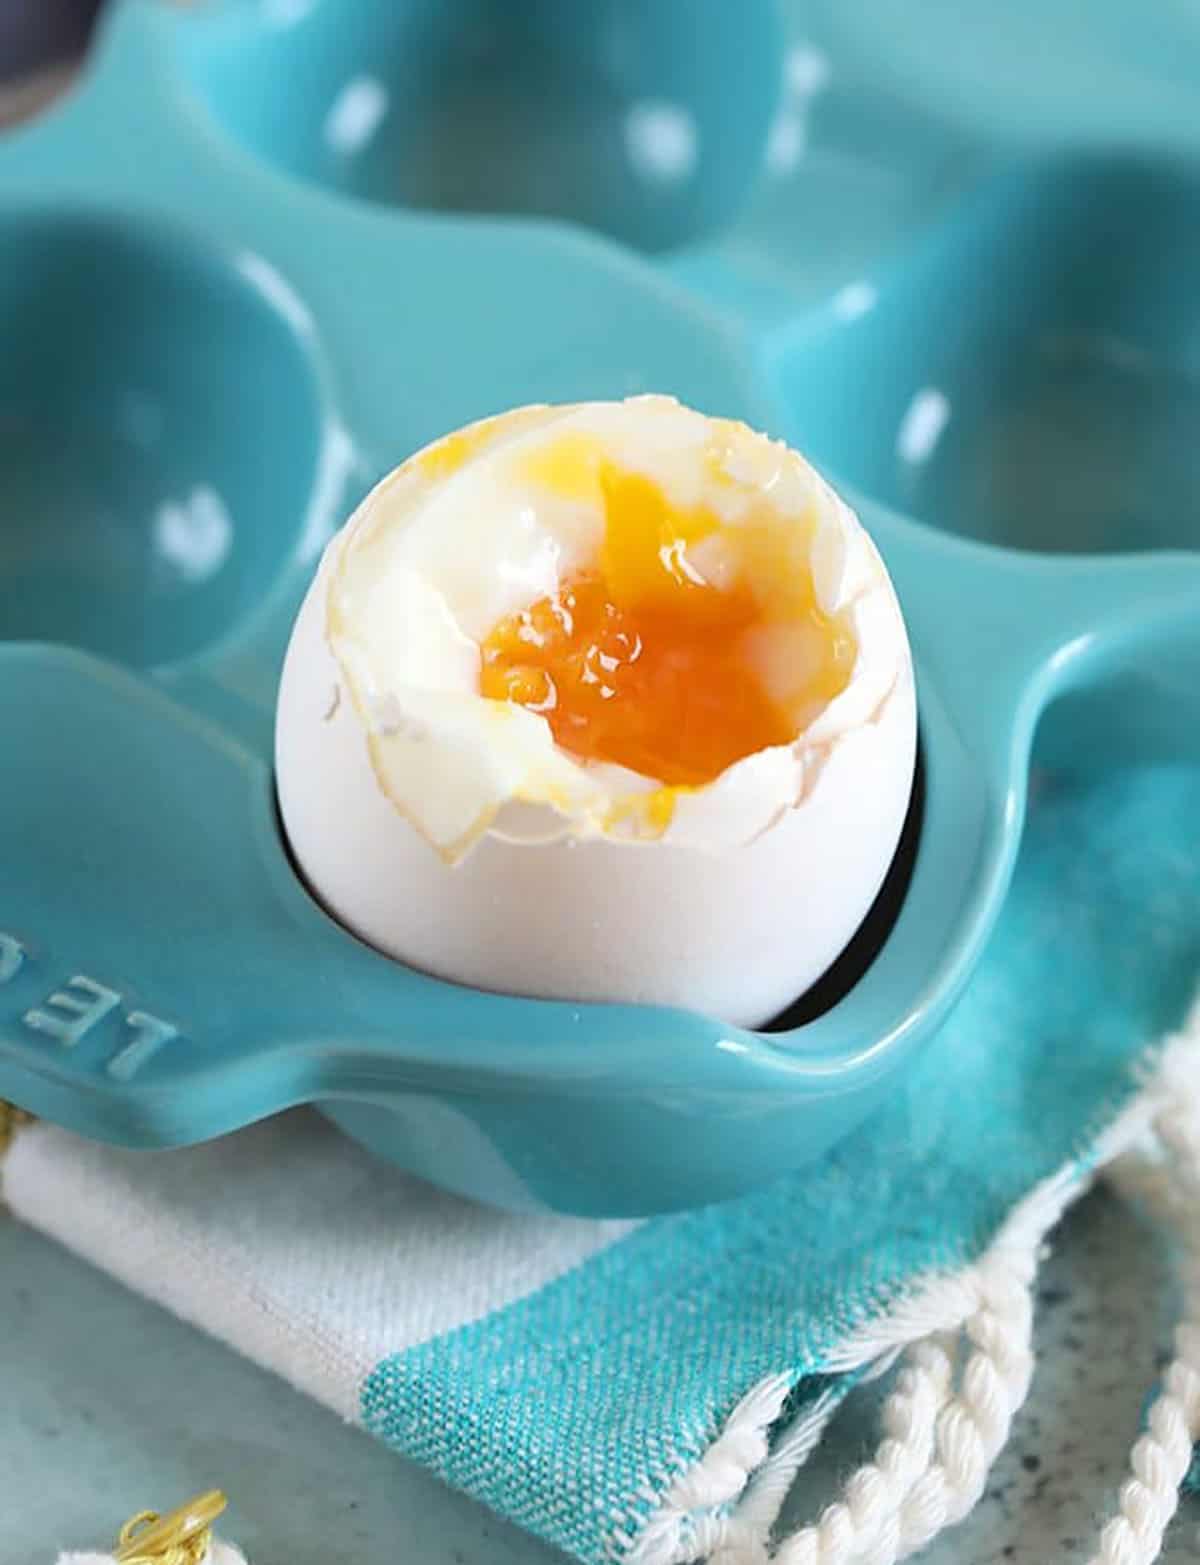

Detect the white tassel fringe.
[{"left": 628, "top": 1002, "right": 1200, "bottom": 1565}]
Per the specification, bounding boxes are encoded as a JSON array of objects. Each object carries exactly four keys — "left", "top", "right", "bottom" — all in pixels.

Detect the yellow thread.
[{"left": 115, "top": 1490, "right": 227, "bottom": 1565}]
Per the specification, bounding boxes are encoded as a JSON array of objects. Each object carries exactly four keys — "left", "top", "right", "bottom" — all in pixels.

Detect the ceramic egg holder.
[{"left": 2, "top": 0, "right": 1200, "bottom": 1216}]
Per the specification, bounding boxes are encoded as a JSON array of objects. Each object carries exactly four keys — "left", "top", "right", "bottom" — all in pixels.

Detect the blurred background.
[{"left": 0, "top": 0, "right": 103, "bottom": 126}]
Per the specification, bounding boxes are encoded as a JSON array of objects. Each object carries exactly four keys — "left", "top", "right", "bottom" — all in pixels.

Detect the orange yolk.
[{"left": 479, "top": 446, "right": 854, "bottom": 787}]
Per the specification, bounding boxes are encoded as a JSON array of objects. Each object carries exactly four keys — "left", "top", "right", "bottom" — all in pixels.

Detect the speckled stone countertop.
[{"left": 2, "top": 1185, "right": 1195, "bottom": 1564}]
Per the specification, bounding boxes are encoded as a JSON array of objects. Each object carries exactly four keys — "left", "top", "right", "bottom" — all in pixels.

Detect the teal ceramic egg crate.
[{"left": 3, "top": 0, "right": 1200, "bottom": 1217}]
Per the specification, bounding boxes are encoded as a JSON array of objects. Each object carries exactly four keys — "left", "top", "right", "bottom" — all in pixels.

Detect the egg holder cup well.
[{"left": 3, "top": 0, "right": 1200, "bottom": 1217}]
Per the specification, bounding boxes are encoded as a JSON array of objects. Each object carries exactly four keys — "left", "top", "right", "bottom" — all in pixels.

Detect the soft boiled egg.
[{"left": 276, "top": 396, "right": 916, "bottom": 1027}]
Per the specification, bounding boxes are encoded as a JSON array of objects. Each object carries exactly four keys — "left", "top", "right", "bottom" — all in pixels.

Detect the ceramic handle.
[
  {"left": 791, "top": 527, "right": 1200, "bottom": 1075},
  {"left": 875, "top": 515, "right": 1200, "bottom": 779},
  {"left": 0, "top": 645, "right": 329, "bottom": 1136}
]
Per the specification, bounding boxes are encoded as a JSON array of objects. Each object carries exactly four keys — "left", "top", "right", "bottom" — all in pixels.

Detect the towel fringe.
[
  {"left": 1084, "top": 1033, "right": 1200, "bottom": 1565},
  {"left": 626, "top": 1000, "right": 1200, "bottom": 1565}
]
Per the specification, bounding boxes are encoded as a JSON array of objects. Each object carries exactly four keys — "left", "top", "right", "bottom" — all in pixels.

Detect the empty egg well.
[
  {"left": 0, "top": 211, "right": 326, "bottom": 669},
  {"left": 171, "top": 0, "right": 782, "bottom": 254},
  {"left": 774, "top": 156, "right": 1200, "bottom": 555}
]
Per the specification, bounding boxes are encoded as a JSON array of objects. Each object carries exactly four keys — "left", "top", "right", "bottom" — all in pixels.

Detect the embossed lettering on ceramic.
[
  {"left": 23, "top": 975, "right": 121, "bottom": 1047},
  {"left": 106, "top": 1011, "right": 180, "bottom": 1081},
  {"left": 6, "top": 943, "right": 182, "bottom": 1077}
]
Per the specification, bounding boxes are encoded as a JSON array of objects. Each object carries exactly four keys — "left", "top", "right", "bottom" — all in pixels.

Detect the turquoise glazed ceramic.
[{"left": 2, "top": 0, "right": 1200, "bottom": 1215}]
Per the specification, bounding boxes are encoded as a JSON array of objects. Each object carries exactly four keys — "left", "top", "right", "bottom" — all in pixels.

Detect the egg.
[{"left": 275, "top": 396, "right": 916, "bottom": 1027}]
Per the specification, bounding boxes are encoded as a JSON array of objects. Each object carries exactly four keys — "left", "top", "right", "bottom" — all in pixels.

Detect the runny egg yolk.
[{"left": 479, "top": 437, "right": 856, "bottom": 788}]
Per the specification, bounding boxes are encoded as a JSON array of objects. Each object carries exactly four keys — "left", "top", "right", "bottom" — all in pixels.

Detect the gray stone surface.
[{"left": 2, "top": 1185, "right": 1196, "bottom": 1563}]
